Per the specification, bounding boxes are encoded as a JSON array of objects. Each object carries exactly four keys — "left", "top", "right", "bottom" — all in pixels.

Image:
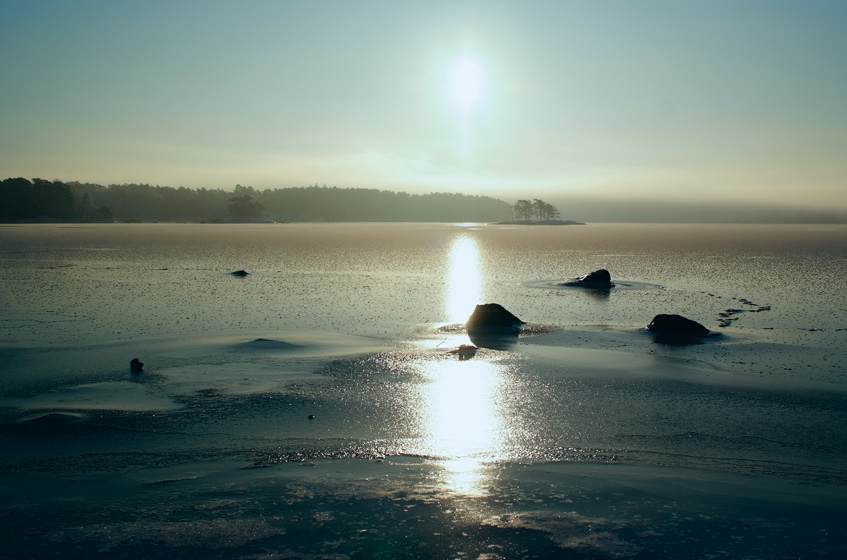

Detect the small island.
[
  {"left": 500, "top": 199, "right": 583, "bottom": 225},
  {"left": 497, "top": 219, "right": 585, "bottom": 226}
]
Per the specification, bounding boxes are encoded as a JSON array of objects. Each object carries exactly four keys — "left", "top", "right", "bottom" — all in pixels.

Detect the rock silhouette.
[
  {"left": 449, "top": 344, "right": 478, "bottom": 360},
  {"left": 647, "top": 314, "right": 709, "bottom": 336},
  {"left": 563, "top": 268, "right": 614, "bottom": 288},
  {"left": 130, "top": 358, "right": 144, "bottom": 373},
  {"left": 230, "top": 269, "right": 250, "bottom": 276},
  {"left": 466, "top": 303, "right": 524, "bottom": 330},
  {"left": 466, "top": 303, "right": 524, "bottom": 349}
]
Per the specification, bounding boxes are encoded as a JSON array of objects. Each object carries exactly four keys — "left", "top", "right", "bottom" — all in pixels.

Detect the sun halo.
[{"left": 449, "top": 55, "right": 485, "bottom": 115}]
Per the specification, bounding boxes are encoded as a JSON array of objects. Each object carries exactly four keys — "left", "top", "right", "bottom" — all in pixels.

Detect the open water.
[{"left": 1, "top": 222, "right": 846, "bottom": 559}]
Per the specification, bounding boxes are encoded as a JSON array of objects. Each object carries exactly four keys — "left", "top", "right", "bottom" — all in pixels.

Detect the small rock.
[
  {"left": 130, "top": 358, "right": 144, "bottom": 373},
  {"left": 230, "top": 269, "right": 250, "bottom": 276},
  {"left": 647, "top": 314, "right": 709, "bottom": 336},
  {"left": 449, "top": 344, "right": 478, "bottom": 360}
]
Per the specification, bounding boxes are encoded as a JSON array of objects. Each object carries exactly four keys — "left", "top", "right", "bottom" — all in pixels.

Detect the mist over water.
[
  {"left": 546, "top": 197, "right": 847, "bottom": 224},
  {"left": 1, "top": 223, "right": 846, "bottom": 558}
]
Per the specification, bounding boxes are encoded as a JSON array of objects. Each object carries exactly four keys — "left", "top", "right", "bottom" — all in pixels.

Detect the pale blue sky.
[{"left": 2, "top": 1, "right": 845, "bottom": 210}]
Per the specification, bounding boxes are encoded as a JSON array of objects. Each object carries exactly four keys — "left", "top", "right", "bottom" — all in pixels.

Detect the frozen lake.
[{"left": 1, "top": 222, "right": 846, "bottom": 558}]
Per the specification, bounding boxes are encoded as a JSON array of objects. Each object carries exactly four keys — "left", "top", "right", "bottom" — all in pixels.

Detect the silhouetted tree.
[
  {"left": 92, "top": 205, "right": 114, "bottom": 222},
  {"left": 511, "top": 198, "right": 561, "bottom": 221},
  {"left": 532, "top": 198, "right": 560, "bottom": 220},
  {"left": 512, "top": 199, "right": 532, "bottom": 221},
  {"left": 1, "top": 177, "right": 515, "bottom": 223},
  {"left": 0, "top": 177, "right": 36, "bottom": 219},
  {"left": 77, "top": 192, "right": 93, "bottom": 221},
  {"left": 228, "top": 195, "right": 265, "bottom": 222},
  {"left": 0, "top": 177, "right": 77, "bottom": 220},
  {"left": 36, "top": 179, "right": 75, "bottom": 219}
]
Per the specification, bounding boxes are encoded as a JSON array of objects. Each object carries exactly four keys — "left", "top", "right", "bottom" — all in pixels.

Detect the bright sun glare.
[
  {"left": 446, "top": 236, "right": 482, "bottom": 323},
  {"left": 449, "top": 55, "right": 484, "bottom": 114},
  {"left": 417, "top": 358, "right": 507, "bottom": 497}
]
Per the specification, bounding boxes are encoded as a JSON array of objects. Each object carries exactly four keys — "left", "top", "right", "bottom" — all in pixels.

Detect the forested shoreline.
[{"left": 0, "top": 178, "right": 516, "bottom": 223}]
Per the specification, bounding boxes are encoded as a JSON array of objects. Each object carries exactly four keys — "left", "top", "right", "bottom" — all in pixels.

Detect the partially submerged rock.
[
  {"left": 448, "top": 344, "right": 478, "bottom": 361},
  {"left": 466, "top": 303, "right": 524, "bottom": 349},
  {"left": 466, "top": 303, "right": 524, "bottom": 332},
  {"left": 130, "top": 358, "right": 144, "bottom": 373},
  {"left": 562, "top": 268, "right": 615, "bottom": 288},
  {"left": 230, "top": 269, "right": 250, "bottom": 277},
  {"left": 647, "top": 314, "right": 709, "bottom": 337}
]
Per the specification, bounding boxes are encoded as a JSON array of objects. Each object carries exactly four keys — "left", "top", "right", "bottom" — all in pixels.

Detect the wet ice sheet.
[
  {"left": 2, "top": 334, "right": 846, "bottom": 558},
  {"left": 0, "top": 380, "right": 180, "bottom": 411},
  {"left": 514, "top": 325, "right": 847, "bottom": 389},
  {"left": 2, "top": 223, "right": 847, "bottom": 558},
  {"left": 0, "top": 330, "right": 394, "bottom": 397},
  {"left": 2, "top": 457, "right": 844, "bottom": 559}
]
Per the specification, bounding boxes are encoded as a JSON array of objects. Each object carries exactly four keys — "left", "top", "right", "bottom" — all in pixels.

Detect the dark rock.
[
  {"left": 308, "top": 414, "right": 315, "bottom": 420},
  {"left": 449, "top": 344, "right": 478, "bottom": 360},
  {"left": 466, "top": 303, "right": 524, "bottom": 331},
  {"left": 230, "top": 269, "right": 250, "bottom": 276},
  {"left": 466, "top": 304, "right": 524, "bottom": 349},
  {"left": 647, "top": 314, "right": 709, "bottom": 336},
  {"left": 130, "top": 358, "right": 144, "bottom": 373},
  {"left": 563, "top": 268, "right": 614, "bottom": 288},
  {"left": 580, "top": 269, "right": 611, "bottom": 283}
]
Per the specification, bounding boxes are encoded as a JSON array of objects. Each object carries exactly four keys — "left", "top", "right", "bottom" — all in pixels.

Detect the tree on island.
[
  {"left": 512, "top": 198, "right": 560, "bottom": 221},
  {"left": 533, "top": 198, "right": 560, "bottom": 220},
  {"left": 512, "top": 199, "right": 532, "bottom": 221}
]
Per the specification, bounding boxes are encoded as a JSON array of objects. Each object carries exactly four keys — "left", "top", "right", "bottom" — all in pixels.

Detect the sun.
[{"left": 449, "top": 55, "right": 484, "bottom": 114}]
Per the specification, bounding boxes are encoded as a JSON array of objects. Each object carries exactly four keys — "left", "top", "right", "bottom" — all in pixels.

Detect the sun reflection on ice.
[
  {"left": 416, "top": 357, "right": 509, "bottom": 497},
  {"left": 446, "top": 236, "right": 482, "bottom": 324},
  {"left": 407, "top": 233, "right": 509, "bottom": 498}
]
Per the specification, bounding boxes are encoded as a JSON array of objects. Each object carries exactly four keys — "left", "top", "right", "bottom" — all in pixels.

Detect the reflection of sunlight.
[
  {"left": 440, "top": 457, "right": 488, "bottom": 498},
  {"left": 446, "top": 236, "right": 482, "bottom": 324},
  {"left": 416, "top": 358, "right": 507, "bottom": 497}
]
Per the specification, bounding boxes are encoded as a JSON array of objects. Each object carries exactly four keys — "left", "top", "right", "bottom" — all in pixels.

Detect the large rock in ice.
[
  {"left": 466, "top": 303, "right": 524, "bottom": 331},
  {"left": 646, "top": 314, "right": 709, "bottom": 336},
  {"left": 562, "top": 268, "right": 614, "bottom": 288},
  {"left": 465, "top": 303, "right": 524, "bottom": 349}
]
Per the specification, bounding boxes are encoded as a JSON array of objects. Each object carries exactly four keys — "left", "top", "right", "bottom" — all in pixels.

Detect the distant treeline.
[{"left": 0, "top": 178, "right": 514, "bottom": 223}]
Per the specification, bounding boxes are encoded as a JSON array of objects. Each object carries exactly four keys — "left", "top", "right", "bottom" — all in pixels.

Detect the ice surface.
[{"left": 1, "top": 223, "right": 846, "bottom": 558}]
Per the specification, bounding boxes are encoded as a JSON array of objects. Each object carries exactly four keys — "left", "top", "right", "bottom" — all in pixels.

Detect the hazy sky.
[{"left": 2, "top": 1, "right": 846, "bottom": 210}]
